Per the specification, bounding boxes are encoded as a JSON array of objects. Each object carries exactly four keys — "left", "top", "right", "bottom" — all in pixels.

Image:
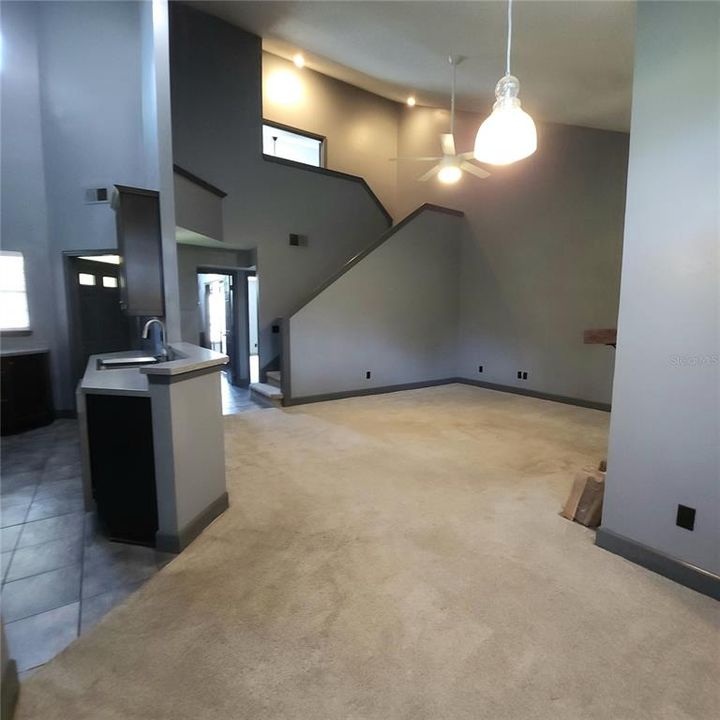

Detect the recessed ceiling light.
[
  {"left": 406, "top": 96, "right": 416, "bottom": 107},
  {"left": 293, "top": 53, "right": 305, "bottom": 69}
]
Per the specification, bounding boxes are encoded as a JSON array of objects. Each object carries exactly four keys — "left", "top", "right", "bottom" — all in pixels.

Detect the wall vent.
[
  {"left": 289, "top": 233, "right": 307, "bottom": 247},
  {"left": 85, "top": 187, "right": 110, "bottom": 204}
]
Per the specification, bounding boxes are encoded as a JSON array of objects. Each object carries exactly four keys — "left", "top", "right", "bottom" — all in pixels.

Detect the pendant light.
[{"left": 474, "top": 0, "right": 537, "bottom": 165}]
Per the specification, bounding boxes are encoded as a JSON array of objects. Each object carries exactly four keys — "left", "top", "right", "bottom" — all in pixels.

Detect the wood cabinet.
[
  {"left": 113, "top": 185, "right": 165, "bottom": 317},
  {"left": 85, "top": 393, "right": 158, "bottom": 546},
  {"left": 0, "top": 351, "right": 54, "bottom": 435}
]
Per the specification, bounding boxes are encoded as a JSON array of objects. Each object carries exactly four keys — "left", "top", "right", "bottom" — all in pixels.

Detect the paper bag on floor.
[{"left": 560, "top": 469, "right": 605, "bottom": 528}]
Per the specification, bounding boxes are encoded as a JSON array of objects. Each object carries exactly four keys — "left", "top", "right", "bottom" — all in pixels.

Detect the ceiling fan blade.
[
  {"left": 440, "top": 134, "right": 456, "bottom": 157},
  {"left": 460, "top": 161, "right": 491, "bottom": 179},
  {"left": 389, "top": 156, "right": 442, "bottom": 162},
  {"left": 457, "top": 151, "right": 477, "bottom": 160},
  {"left": 418, "top": 164, "right": 441, "bottom": 182}
]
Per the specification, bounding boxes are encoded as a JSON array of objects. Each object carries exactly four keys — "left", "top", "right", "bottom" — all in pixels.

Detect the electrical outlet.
[
  {"left": 522, "top": 371, "right": 528, "bottom": 380},
  {"left": 478, "top": 365, "right": 483, "bottom": 373},
  {"left": 676, "top": 504, "right": 696, "bottom": 531},
  {"left": 365, "top": 371, "right": 371, "bottom": 380},
  {"left": 517, "top": 371, "right": 522, "bottom": 380}
]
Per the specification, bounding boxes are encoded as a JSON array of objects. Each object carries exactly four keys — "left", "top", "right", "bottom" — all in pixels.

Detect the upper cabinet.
[{"left": 112, "top": 186, "right": 165, "bottom": 317}]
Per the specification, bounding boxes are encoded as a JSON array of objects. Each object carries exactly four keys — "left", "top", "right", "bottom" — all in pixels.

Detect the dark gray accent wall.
[
  {"left": 602, "top": 1, "right": 720, "bottom": 579},
  {"left": 396, "top": 110, "right": 629, "bottom": 407},
  {"left": 288, "top": 207, "right": 463, "bottom": 398},
  {"left": 169, "top": 4, "right": 390, "bottom": 372}
]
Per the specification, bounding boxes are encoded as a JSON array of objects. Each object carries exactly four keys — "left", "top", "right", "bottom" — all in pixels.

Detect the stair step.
[
  {"left": 250, "top": 382, "right": 283, "bottom": 406},
  {"left": 266, "top": 371, "right": 282, "bottom": 389}
]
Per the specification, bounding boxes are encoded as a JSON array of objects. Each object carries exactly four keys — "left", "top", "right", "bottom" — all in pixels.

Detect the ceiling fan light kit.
[
  {"left": 474, "top": 0, "right": 537, "bottom": 165},
  {"left": 438, "top": 162, "right": 462, "bottom": 184},
  {"left": 390, "top": 55, "right": 491, "bottom": 184}
]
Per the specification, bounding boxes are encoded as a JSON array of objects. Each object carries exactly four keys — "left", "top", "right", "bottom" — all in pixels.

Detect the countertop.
[
  {"left": 1, "top": 348, "right": 50, "bottom": 357},
  {"left": 79, "top": 343, "right": 228, "bottom": 397}
]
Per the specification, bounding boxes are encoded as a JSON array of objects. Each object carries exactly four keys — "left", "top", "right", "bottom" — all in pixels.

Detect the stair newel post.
[{"left": 281, "top": 316, "right": 291, "bottom": 404}]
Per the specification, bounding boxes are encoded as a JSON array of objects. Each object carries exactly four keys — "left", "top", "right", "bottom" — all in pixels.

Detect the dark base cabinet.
[
  {"left": 1, "top": 351, "right": 54, "bottom": 436},
  {"left": 85, "top": 394, "right": 158, "bottom": 546}
]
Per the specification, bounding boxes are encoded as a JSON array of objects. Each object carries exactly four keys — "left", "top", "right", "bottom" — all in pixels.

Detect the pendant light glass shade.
[
  {"left": 474, "top": 74, "right": 536, "bottom": 165},
  {"left": 474, "top": 0, "right": 537, "bottom": 165}
]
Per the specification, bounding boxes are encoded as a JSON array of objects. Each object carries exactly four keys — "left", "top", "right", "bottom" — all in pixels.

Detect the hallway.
[{"left": 220, "top": 370, "right": 265, "bottom": 415}]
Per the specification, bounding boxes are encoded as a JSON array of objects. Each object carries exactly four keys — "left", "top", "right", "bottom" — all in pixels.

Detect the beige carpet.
[{"left": 16, "top": 385, "right": 719, "bottom": 719}]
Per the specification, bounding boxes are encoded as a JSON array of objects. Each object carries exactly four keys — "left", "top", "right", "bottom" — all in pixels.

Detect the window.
[
  {"left": 102, "top": 276, "right": 118, "bottom": 288},
  {"left": 78, "top": 254, "right": 121, "bottom": 265},
  {"left": 0, "top": 251, "right": 30, "bottom": 332},
  {"left": 262, "top": 123, "right": 323, "bottom": 167},
  {"left": 78, "top": 273, "right": 96, "bottom": 286}
]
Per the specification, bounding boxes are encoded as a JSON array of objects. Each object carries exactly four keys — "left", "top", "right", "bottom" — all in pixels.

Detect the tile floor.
[
  {"left": 1, "top": 375, "right": 261, "bottom": 677},
  {"left": 1, "top": 420, "right": 173, "bottom": 677},
  {"left": 221, "top": 370, "right": 265, "bottom": 415}
]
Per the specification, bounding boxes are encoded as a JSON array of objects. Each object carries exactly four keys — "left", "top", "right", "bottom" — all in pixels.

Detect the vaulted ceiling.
[{"left": 190, "top": 1, "right": 635, "bottom": 133}]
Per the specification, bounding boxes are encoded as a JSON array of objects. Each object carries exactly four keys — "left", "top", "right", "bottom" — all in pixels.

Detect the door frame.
[
  {"left": 196, "top": 266, "right": 251, "bottom": 387},
  {"left": 63, "top": 249, "right": 130, "bottom": 387}
]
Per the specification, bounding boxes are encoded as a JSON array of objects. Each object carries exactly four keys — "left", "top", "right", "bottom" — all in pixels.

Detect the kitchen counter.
[
  {"left": 0, "top": 347, "right": 50, "bottom": 357},
  {"left": 77, "top": 342, "right": 229, "bottom": 553},
  {"left": 79, "top": 343, "right": 228, "bottom": 397}
]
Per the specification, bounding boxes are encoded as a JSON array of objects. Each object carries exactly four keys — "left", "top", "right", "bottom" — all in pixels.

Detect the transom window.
[
  {"left": 0, "top": 251, "right": 30, "bottom": 332},
  {"left": 262, "top": 122, "right": 324, "bottom": 167}
]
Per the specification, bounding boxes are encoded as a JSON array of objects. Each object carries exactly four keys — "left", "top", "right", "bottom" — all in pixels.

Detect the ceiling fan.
[{"left": 391, "top": 56, "right": 491, "bottom": 184}]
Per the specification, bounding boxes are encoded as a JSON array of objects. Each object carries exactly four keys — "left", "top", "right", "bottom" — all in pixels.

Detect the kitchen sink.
[
  {"left": 97, "top": 356, "right": 159, "bottom": 370},
  {"left": 96, "top": 348, "right": 184, "bottom": 370}
]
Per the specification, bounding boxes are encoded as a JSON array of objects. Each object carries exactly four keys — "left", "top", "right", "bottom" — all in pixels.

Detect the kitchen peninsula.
[{"left": 77, "top": 342, "right": 228, "bottom": 553}]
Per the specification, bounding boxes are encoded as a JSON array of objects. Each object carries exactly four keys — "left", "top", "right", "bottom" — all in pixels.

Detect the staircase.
[
  {"left": 282, "top": 204, "right": 464, "bottom": 405},
  {"left": 250, "top": 371, "right": 283, "bottom": 407}
]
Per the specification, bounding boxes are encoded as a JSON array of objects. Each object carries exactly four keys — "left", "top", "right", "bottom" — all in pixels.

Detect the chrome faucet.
[{"left": 141, "top": 318, "right": 168, "bottom": 360}]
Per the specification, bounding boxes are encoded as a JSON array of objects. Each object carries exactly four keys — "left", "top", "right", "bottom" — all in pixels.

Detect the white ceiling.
[{"left": 190, "top": 1, "right": 636, "bottom": 132}]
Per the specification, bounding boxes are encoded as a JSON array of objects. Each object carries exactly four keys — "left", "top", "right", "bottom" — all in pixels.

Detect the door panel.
[{"left": 69, "top": 257, "right": 132, "bottom": 383}]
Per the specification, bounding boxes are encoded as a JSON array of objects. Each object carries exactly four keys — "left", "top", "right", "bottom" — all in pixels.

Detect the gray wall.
[
  {"left": 0, "top": 1, "right": 56, "bottom": 357},
  {"left": 169, "top": 4, "right": 391, "bottom": 372},
  {"left": 1, "top": 1, "right": 178, "bottom": 411},
  {"left": 603, "top": 2, "right": 720, "bottom": 575},
  {"left": 289, "top": 208, "right": 463, "bottom": 399},
  {"left": 175, "top": 174, "right": 225, "bottom": 243},
  {"left": 397, "top": 110, "right": 629, "bottom": 405},
  {"left": 263, "top": 51, "right": 401, "bottom": 219}
]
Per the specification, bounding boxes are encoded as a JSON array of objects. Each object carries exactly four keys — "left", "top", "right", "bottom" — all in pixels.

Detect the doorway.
[
  {"left": 247, "top": 275, "right": 259, "bottom": 384},
  {"left": 197, "top": 271, "right": 239, "bottom": 382},
  {"left": 198, "top": 273, "right": 233, "bottom": 355}
]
